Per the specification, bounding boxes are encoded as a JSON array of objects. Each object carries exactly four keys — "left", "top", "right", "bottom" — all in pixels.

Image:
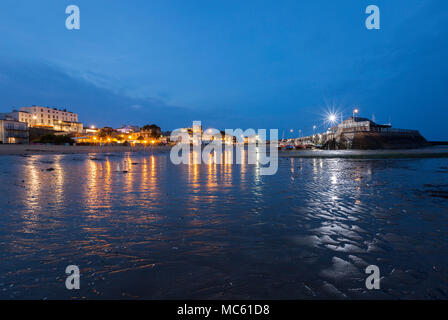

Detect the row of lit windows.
[
  {"left": 26, "top": 108, "right": 77, "bottom": 121},
  {"left": 20, "top": 114, "right": 77, "bottom": 122},
  {"left": 34, "top": 108, "right": 74, "bottom": 116}
]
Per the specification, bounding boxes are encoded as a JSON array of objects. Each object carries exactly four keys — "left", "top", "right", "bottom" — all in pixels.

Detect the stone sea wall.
[{"left": 342, "top": 131, "right": 428, "bottom": 149}]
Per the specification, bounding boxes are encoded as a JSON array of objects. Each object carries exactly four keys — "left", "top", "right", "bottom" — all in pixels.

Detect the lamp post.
[{"left": 353, "top": 108, "right": 359, "bottom": 121}]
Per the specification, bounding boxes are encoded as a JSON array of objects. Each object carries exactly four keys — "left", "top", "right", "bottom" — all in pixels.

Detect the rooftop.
[
  {"left": 342, "top": 116, "right": 391, "bottom": 128},
  {"left": 26, "top": 105, "right": 75, "bottom": 114}
]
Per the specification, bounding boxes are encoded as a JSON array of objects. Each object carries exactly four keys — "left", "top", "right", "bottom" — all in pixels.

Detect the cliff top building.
[{"left": 11, "top": 106, "right": 83, "bottom": 133}]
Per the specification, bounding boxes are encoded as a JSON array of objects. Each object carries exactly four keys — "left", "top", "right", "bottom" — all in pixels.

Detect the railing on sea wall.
[
  {"left": 339, "top": 128, "right": 419, "bottom": 135},
  {"left": 390, "top": 128, "right": 419, "bottom": 134}
]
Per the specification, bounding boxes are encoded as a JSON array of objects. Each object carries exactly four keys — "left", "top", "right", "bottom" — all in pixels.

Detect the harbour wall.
[{"left": 338, "top": 131, "right": 429, "bottom": 150}]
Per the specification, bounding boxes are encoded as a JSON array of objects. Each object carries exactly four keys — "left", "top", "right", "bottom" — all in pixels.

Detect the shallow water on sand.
[{"left": 0, "top": 151, "right": 447, "bottom": 299}]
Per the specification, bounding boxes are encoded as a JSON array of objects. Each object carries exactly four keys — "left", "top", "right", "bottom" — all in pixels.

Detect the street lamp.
[{"left": 353, "top": 108, "right": 359, "bottom": 120}]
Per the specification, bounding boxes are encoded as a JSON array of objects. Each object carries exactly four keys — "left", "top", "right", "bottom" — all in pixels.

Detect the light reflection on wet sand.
[{"left": 0, "top": 152, "right": 447, "bottom": 299}]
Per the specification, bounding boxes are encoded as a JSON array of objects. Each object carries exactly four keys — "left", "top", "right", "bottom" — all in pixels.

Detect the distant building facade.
[
  {"left": 335, "top": 116, "right": 393, "bottom": 133},
  {"left": 117, "top": 125, "right": 140, "bottom": 134},
  {"left": 139, "top": 125, "right": 162, "bottom": 139},
  {"left": 0, "top": 114, "right": 29, "bottom": 144},
  {"left": 12, "top": 106, "right": 83, "bottom": 133}
]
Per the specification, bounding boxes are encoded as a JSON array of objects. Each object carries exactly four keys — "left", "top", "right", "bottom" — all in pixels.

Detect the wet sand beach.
[
  {"left": 1, "top": 144, "right": 448, "bottom": 159},
  {"left": 0, "top": 144, "right": 172, "bottom": 155},
  {"left": 279, "top": 147, "right": 448, "bottom": 159},
  {"left": 0, "top": 151, "right": 447, "bottom": 299}
]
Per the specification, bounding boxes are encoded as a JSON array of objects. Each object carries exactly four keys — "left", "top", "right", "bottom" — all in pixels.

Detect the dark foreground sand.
[{"left": 0, "top": 144, "right": 172, "bottom": 155}]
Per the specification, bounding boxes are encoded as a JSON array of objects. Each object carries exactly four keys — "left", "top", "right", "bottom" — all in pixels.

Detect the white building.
[
  {"left": 116, "top": 125, "right": 140, "bottom": 134},
  {"left": 11, "top": 106, "right": 83, "bottom": 133},
  {"left": 0, "top": 114, "right": 29, "bottom": 144}
]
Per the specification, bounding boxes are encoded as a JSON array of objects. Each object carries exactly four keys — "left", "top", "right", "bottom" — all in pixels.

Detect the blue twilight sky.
[{"left": 0, "top": 0, "right": 447, "bottom": 139}]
